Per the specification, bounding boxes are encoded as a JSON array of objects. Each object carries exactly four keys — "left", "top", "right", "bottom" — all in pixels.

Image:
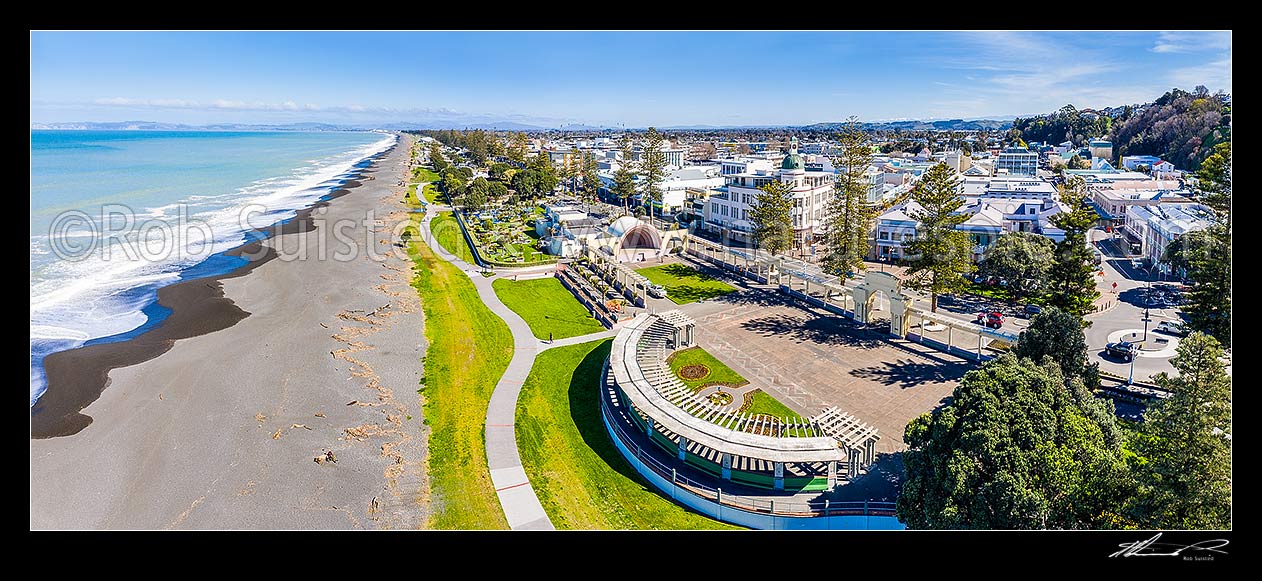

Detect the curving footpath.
[{"left": 417, "top": 201, "right": 613, "bottom": 530}]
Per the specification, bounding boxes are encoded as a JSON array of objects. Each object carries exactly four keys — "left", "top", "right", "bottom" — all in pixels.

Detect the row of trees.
[{"left": 899, "top": 306, "right": 1231, "bottom": 529}]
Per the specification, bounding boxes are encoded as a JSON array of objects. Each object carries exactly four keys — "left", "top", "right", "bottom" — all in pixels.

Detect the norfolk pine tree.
[
  {"left": 640, "top": 128, "right": 668, "bottom": 220},
  {"left": 580, "top": 151, "right": 601, "bottom": 205},
  {"left": 750, "top": 179, "right": 795, "bottom": 257},
  {"left": 612, "top": 136, "right": 638, "bottom": 214},
  {"left": 903, "top": 162, "right": 972, "bottom": 313},
  {"left": 1045, "top": 176, "right": 1100, "bottom": 323},
  {"left": 1183, "top": 142, "right": 1231, "bottom": 345},
  {"left": 821, "top": 118, "right": 875, "bottom": 283},
  {"left": 1129, "top": 332, "right": 1232, "bottom": 529}
]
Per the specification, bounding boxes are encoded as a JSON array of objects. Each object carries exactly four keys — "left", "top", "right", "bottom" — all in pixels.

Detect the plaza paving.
[{"left": 653, "top": 257, "right": 972, "bottom": 454}]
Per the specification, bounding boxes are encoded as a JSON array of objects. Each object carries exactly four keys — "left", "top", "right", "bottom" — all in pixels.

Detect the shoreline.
[{"left": 31, "top": 151, "right": 389, "bottom": 439}]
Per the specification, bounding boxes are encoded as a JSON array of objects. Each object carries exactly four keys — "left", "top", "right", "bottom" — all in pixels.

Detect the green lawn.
[
  {"left": 636, "top": 263, "right": 737, "bottom": 304},
  {"left": 413, "top": 166, "right": 440, "bottom": 182},
  {"left": 421, "top": 184, "right": 438, "bottom": 204},
  {"left": 742, "top": 389, "right": 805, "bottom": 424},
  {"left": 430, "top": 212, "right": 477, "bottom": 264},
  {"left": 492, "top": 277, "right": 606, "bottom": 340},
  {"left": 667, "top": 346, "right": 749, "bottom": 391},
  {"left": 407, "top": 217, "right": 513, "bottom": 529},
  {"left": 515, "top": 339, "right": 739, "bottom": 530}
]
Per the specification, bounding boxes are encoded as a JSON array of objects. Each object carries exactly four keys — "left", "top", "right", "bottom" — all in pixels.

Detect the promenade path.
[{"left": 416, "top": 202, "right": 616, "bottom": 530}]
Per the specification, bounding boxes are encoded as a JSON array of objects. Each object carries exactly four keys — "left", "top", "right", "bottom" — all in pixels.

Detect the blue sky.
[{"left": 30, "top": 31, "right": 1231, "bottom": 128}]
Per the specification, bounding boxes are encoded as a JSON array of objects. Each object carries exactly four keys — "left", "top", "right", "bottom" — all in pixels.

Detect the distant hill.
[
  {"left": 1012, "top": 87, "right": 1231, "bottom": 170},
  {"left": 803, "top": 118, "right": 1014, "bottom": 132}
]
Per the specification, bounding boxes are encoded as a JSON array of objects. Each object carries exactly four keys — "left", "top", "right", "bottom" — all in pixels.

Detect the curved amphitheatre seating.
[{"left": 606, "top": 310, "right": 880, "bottom": 488}]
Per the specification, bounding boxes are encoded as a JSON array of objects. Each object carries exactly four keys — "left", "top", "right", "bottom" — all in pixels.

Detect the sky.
[{"left": 30, "top": 31, "right": 1232, "bottom": 128}]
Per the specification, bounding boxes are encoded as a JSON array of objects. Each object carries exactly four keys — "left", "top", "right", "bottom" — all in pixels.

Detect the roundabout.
[{"left": 1107, "top": 328, "right": 1180, "bottom": 358}]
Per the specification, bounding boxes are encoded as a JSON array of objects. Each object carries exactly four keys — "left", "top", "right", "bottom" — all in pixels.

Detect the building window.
[
  {"left": 711, "top": 202, "right": 718, "bottom": 214},
  {"left": 879, "top": 231, "right": 890, "bottom": 240}
]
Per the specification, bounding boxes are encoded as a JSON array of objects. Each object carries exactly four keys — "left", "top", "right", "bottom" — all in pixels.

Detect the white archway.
[{"left": 853, "top": 271, "right": 912, "bottom": 337}]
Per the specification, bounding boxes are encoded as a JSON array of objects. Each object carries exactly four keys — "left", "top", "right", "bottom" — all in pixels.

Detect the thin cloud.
[
  {"left": 1151, "top": 31, "right": 1231, "bottom": 53},
  {"left": 1169, "top": 57, "right": 1233, "bottom": 92}
]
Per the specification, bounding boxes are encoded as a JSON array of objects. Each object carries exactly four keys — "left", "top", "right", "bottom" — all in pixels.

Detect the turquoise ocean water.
[{"left": 30, "top": 130, "right": 396, "bottom": 405}]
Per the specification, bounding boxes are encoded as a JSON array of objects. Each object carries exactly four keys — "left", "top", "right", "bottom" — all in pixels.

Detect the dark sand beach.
[{"left": 30, "top": 134, "right": 431, "bottom": 529}]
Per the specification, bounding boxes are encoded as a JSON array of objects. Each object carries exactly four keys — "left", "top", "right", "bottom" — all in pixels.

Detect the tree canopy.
[
  {"left": 898, "top": 354, "right": 1132, "bottom": 529},
  {"left": 1109, "top": 86, "right": 1230, "bottom": 171},
  {"left": 1182, "top": 142, "right": 1231, "bottom": 345},
  {"left": 979, "top": 232, "right": 1055, "bottom": 302}
]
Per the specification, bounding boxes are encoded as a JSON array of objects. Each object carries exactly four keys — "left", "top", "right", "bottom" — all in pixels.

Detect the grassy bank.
[
  {"left": 667, "top": 346, "right": 748, "bottom": 391},
  {"left": 407, "top": 217, "right": 512, "bottom": 530},
  {"left": 492, "top": 277, "right": 606, "bottom": 340},
  {"left": 637, "top": 263, "right": 736, "bottom": 304},
  {"left": 515, "top": 339, "right": 739, "bottom": 530},
  {"left": 430, "top": 211, "right": 477, "bottom": 264}
]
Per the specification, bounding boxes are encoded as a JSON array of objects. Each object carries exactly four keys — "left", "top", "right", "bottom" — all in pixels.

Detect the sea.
[{"left": 30, "top": 130, "right": 397, "bottom": 406}]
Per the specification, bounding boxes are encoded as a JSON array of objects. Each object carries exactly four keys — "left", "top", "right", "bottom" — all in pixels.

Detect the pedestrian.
[
  {"left": 325, "top": 450, "right": 337, "bottom": 464},
  {"left": 548, "top": 332, "right": 553, "bottom": 343}
]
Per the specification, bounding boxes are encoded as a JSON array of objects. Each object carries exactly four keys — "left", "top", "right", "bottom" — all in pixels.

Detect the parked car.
[
  {"left": 1154, "top": 320, "right": 1188, "bottom": 337},
  {"left": 1023, "top": 304, "right": 1043, "bottom": 317},
  {"left": 647, "top": 284, "right": 667, "bottom": 299},
  {"left": 1106, "top": 340, "right": 1139, "bottom": 361},
  {"left": 976, "top": 311, "right": 1004, "bottom": 328}
]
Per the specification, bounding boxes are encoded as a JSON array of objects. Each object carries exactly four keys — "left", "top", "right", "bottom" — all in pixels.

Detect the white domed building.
[{"left": 606, "top": 216, "right": 664, "bottom": 263}]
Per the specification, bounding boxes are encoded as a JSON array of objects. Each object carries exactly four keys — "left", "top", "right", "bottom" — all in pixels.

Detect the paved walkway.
[{"left": 417, "top": 203, "right": 556, "bottom": 530}]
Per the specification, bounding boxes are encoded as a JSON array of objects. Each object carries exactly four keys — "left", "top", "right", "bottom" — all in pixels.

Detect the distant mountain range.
[{"left": 802, "top": 118, "right": 1015, "bottom": 131}]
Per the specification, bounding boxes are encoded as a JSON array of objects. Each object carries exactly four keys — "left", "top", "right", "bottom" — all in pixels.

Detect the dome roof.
[
  {"left": 608, "top": 215, "right": 645, "bottom": 237},
  {"left": 780, "top": 136, "right": 804, "bottom": 170},
  {"left": 781, "top": 153, "right": 804, "bottom": 170}
]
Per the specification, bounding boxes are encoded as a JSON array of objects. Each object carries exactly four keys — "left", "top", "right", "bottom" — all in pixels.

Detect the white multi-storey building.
[
  {"left": 704, "top": 140, "right": 835, "bottom": 247},
  {"left": 1124, "top": 203, "right": 1214, "bottom": 268},
  {"left": 994, "top": 146, "right": 1039, "bottom": 176}
]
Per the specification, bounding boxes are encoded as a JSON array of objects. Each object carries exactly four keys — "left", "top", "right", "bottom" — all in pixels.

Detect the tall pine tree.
[
  {"left": 903, "top": 162, "right": 972, "bottom": 313},
  {"left": 580, "top": 151, "right": 601, "bottom": 205},
  {"left": 640, "top": 128, "right": 668, "bottom": 220},
  {"left": 750, "top": 178, "right": 795, "bottom": 257},
  {"left": 822, "top": 118, "right": 875, "bottom": 283},
  {"left": 1128, "top": 332, "right": 1232, "bottom": 529},
  {"left": 612, "top": 136, "right": 638, "bottom": 214},
  {"left": 1046, "top": 176, "right": 1100, "bottom": 323},
  {"left": 1183, "top": 142, "right": 1231, "bottom": 345}
]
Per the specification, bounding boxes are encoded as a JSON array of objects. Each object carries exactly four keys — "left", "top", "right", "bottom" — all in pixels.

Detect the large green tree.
[
  {"left": 903, "top": 162, "right": 972, "bottom": 312},
  {"left": 821, "top": 117, "right": 875, "bottom": 283},
  {"left": 1182, "top": 142, "right": 1231, "bottom": 345},
  {"left": 464, "top": 177, "right": 490, "bottom": 212},
  {"left": 639, "top": 128, "right": 668, "bottom": 220},
  {"left": 580, "top": 151, "right": 601, "bottom": 204},
  {"left": 750, "top": 179, "right": 795, "bottom": 257},
  {"left": 1128, "top": 332, "right": 1232, "bottom": 529},
  {"left": 1045, "top": 176, "right": 1100, "bottom": 323},
  {"left": 507, "top": 132, "right": 528, "bottom": 165},
  {"left": 979, "top": 232, "right": 1056, "bottom": 303},
  {"left": 428, "top": 142, "right": 449, "bottom": 173},
  {"left": 898, "top": 354, "right": 1132, "bottom": 529},
  {"left": 1015, "top": 306, "right": 1101, "bottom": 389},
  {"left": 612, "top": 136, "right": 638, "bottom": 213},
  {"left": 528, "top": 151, "right": 559, "bottom": 193}
]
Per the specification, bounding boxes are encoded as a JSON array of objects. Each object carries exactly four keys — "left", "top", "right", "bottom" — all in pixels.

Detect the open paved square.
[{"left": 676, "top": 283, "right": 972, "bottom": 454}]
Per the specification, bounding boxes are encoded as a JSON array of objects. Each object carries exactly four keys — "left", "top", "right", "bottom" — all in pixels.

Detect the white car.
[
  {"left": 646, "top": 284, "right": 667, "bottom": 299},
  {"left": 1154, "top": 320, "right": 1187, "bottom": 337}
]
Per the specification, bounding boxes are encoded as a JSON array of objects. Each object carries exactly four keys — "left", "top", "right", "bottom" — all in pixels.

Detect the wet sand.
[{"left": 30, "top": 134, "right": 431, "bottom": 529}]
